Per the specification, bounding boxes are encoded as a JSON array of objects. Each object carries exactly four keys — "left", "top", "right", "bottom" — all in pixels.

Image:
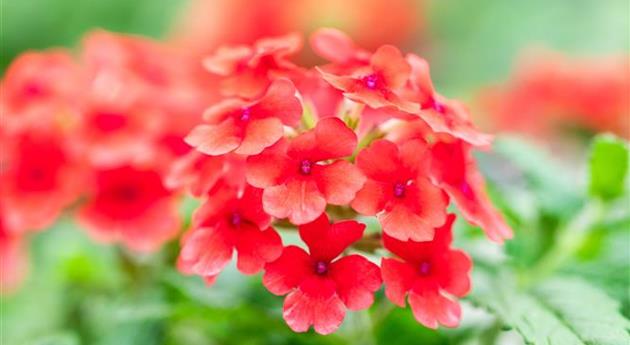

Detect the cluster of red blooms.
[
  {"left": 478, "top": 50, "right": 630, "bottom": 139},
  {"left": 1, "top": 30, "right": 211, "bottom": 292},
  {"left": 1, "top": 28, "right": 512, "bottom": 334}
]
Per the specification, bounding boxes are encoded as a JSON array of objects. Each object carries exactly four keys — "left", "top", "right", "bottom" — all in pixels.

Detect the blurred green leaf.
[
  {"left": 472, "top": 271, "right": 630, "bottom": 345},
  {"left": 588, "top": 134, "right": 629, "bottom": 201}
]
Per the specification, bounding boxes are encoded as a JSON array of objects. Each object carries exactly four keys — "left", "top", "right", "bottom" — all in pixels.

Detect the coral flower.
[
  {"left": 0, "top": 203, "right": 28, "bottom": 294},
  {"left": 430, "top": 140, "right": 513, "bottom": 243},
  {"left": 77, "top": 164, "right": 180, "bottom": 252},
  {"left": 178, "top": 184, "right": 282, "bottom": 283},
  {"left": 318, "top": 44, "right": 419, "bottom": 113},
  {"left": 263, "top": 213, "right": 381, "bottom": 334},
  {"left": 351, "top": 139, "right": 448, "bottom": 241},
  {"left": 381, "top": 214, "right": 472, "bottom": 329},
  {"left": 246, "top": 118, "right": 365, "bottom": 224},
  {"left": 203, "top": 33, "right": 302, "bottom": 98},
  {"left": 0, "top": 130, "right": 83, "bottom": 233},
  {"left": 405, "top": 54, "right": 492, "bottom": 147},
  {"left": 185, "top": 78, "right": 302, "bottom": 156}
]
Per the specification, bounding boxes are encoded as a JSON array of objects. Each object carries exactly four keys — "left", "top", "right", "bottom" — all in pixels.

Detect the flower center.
[
  {"left": 419, "top": 261, "right": 431, "bottom": 276},
  {"left": 393, "top": 182, "right": 407, "bottom": 198},
  {"left": 460, "top": 181, "right": 474, "bottom": 199},
  {"left": 230, "top": 212, "right": 242, "bottom": 227},
  {"left": 430, "top": 98, "right": 445, "bottom": 114},
  {"left": 114, "top": 185, "right": 139, "bottom": 202},
  {"left": 314, "top": 261, "right": 328, "bottom": 275},
  {"left": 362, "top": 74, "right": 379, "bottom": 90},
  {"left": 299, "top": 160, "right": 313, "bottom": 175},
  {"left": 239, "top": 108, "right": 251, "bottom": 122}
]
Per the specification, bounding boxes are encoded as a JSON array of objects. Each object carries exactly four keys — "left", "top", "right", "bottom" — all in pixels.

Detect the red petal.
[
  {"left": 382, "top": 215, "right": 456, "bottom": 263},
  {"left": 238, "top": 185, "right": 272, "bottom": 229},
  {"left": 381, "top": 258, "right": 417, "bottom": 307},
  {"left": 351, "top": 180, "right": 389, "bottom": 215},
  {"left": 288, "top": 117, "right": 357, "bottom": 161},
  {"left": 245, "top": 140, "right": 291, "bottom": 188},
  {"left": 407, "top": 53, "right": 435, "bottom": 97},
  {"left": 263, "top": 245, "right": 312, "bottom": 295},
  {"left": 263, "top": 179, "right": 326, "bottom": 225},
  {"left": 185, "top": 120, "right": 241, "bottom": 156},
  {"left": 252, "top": 78, "right": 302, "bottom": 126},
  {"left": 234, "top": 225, "right": 283, "bottom": 275},
  {"left": 235, "top": 117, "right": 284, "bottom": 155},
  {"left": 371, "top": 45, "right": 411, "bottom": 90},
  {"left": 283, "top": 288, "right": 346, "bottom": 335},
  {"left": 202, "top": 98, "right": 248, "bottom": 123},
  {"left": 440, "top": 249, "right": 472, "bottom": 297},
  {"left": 299, "top": 213, "right": 365, "bottom": 262},
  {"left": 408, "top": 290, "right": 462, "bottom": 329},
  {"left": 310, "top": 28, "right": 359, "bottom": 64},
  {"left": 330, "top": 254, "right": 382, "bottom": 310},
  {"left": 315, "top": 160, "right": 366, "bottom": 205},
  {"left": 178, "top": 226, "right": 233, "bottom": 278},
  {"left": 202, "top": 45, "right": 252, "bottom": 76},
  {"left": 356, "top": 139, "right": 403, "bottom": 182}
]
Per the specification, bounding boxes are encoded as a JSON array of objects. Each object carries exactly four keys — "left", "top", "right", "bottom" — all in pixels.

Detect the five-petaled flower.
[
  {"left": 185, "top": 78, "right": 302, "bottom": 156},
  {"left": 247, "top": 117, "right": 366, "bottom": 224},
  {"left": 352, "top": 139, "right": 448, "bottom": 241},
  {"left": 178, "top": 183, "right": 282, "bottom": 284},
  {"left": 381, "top": 214, "right": 472, "bottom": 329},
  {"left": 263, "top": 213, "right": 381, "bottom": 334}
]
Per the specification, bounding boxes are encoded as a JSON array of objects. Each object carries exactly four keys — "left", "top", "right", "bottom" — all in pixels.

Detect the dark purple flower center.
[
  {"left": 239, "top": 108, "right": 251, "bottom": 122},
  {"left": 363, "top": 74, "right": 379, "bottom": 89},
  {"left": 429, "top": 98, "right": 445, "bottom": 114},
  {"left": 113, "top": 185, "right": 139, "bottom": 203},
  {"left": 419, "top": 261, "right": 432, "bottom": 276},
  {"left": 393, "top": 182, "right": 406, "bottom": 198},
  {"left": 460, "top": 181, "right": 474, "bottom": 199},
  {"left": 314, "top": 261, "right": 328, "bottom": 275},
  {"left": 23, "top": 82, "right": 46, "bottom": 98},
  {"left": 299, "top": 160, "right": 313, "bottom": 175},
  {"left": 230, "top": 212, "right": 242, "bottom": 227}
]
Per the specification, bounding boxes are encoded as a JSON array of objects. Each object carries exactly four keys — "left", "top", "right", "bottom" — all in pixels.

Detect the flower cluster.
[
  {"left": 478, "top": 50, "right": 630, "bottom": 139},
  {"left": 175, "top": 28, "right": 512, "bottom": 333},
  {"left": 1, "top": 27, "right": 511, "bottom": 334},
  {"left": 0, "top": 30, "right": 212, "bottom": 291}
]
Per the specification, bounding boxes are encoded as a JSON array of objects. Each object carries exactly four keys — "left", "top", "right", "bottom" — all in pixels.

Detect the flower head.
[{"left": 263, "top": 213, "right": 381, "bottom": 334}]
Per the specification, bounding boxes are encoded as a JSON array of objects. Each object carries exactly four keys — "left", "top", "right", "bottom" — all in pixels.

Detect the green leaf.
[
  {"left": 588, "top": 134, "right": 629, "bottom": 201},
  {"left": 471, "top": 272, "right": 630, "bottom": 345}
]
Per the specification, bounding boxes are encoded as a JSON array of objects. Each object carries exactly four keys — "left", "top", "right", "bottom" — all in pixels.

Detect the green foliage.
[
  {"left": 472, "top": 272, "right": 630, "bottom": 345},
  {"left": 588, "top": 134, "right": 629, "bottom": 201}
]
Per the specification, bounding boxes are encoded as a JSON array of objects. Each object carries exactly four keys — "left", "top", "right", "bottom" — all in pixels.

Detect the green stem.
[{"left": 520, "top": 199, "right": 606, "bottom": 286}]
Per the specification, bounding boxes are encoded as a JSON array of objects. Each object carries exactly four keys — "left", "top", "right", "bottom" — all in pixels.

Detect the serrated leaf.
[
  {"left": 588, "top": 134, "right": 629, "bottom": 201},
  {"left": 471, "top": 272, "right": 630, "bottom": 345}
]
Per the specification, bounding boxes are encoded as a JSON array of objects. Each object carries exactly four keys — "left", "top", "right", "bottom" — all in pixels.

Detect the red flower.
[
  {"left": 77, "top": 164, "right": 180, "bottom": 252},
  {"left": 317, "top": 44, "right": 419, "bottom": 113},
  {"left": 178, "top": 184, "right": 282, "bottom": 282},
  {"left": 0, "top": 129, "right": 84, "bottom": 233},
  {"left": 430, "top": 140, "right": 513, "bottom": 243},
  {"left": 185, "top": 78, "right": 302, "bottom": 156},
  {"left": 0, "top": 50, "right": 81, "bottom": 114},
  {"left": 246, "top": 117, "right": 365, "bottom": 224},
  {"left": 404, "top": 54, "right": 492, "bottom": 147},
  {"left": 310, "top": 28, "right": 369, "bottom": 66},
  {"left": 203, "top": 33, "right": 302, "bottom": 98},
  {"left": 263, "top": 213, "right": 381, "bottom": 334},
  {"left": 351, "top": 139, "right": 448, "bottom": 241},
  {"left": 381, "top": 214, "right": 472, "bottom": 329}
]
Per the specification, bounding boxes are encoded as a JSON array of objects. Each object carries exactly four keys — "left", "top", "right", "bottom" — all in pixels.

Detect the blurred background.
[{"left": 1, "top": 0, "right": 629, "bottom": 344}]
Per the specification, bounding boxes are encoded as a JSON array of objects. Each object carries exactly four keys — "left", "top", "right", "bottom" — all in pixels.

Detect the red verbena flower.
[
  {"left": 178, "top": 184, "right": 282, "bottom": 282},
  {"left": 404, "top": 54, "right": 492, "bottom": 147},
  {"left": 351, "top": 139, "right": 448, "bottom": 241},
  {"left": 246, "top": 117, "right": 365, "bottom": 224},
  {"left": 263, "top": 213, "right": 381, "bottom": 334},
  {"left": 77, "top": 164, "right": 180, "bottom": 252},
  {"left": 430, "top": 140, "right": 513, "bottom": 243},
  {"left": 381, "top": 214, "right": 472, "bottom": 329},
  {"left": 318, "top": 44, "right": 419, "bottom": 113},
  {"left": 203, "top": 33, "right": 302, "bottom": 99},
  {"left": 0, "top": 129, "right": 84, "bottom": 233},
  {"left": 185, "top": 78, "right": 302, "bottom": 156}
]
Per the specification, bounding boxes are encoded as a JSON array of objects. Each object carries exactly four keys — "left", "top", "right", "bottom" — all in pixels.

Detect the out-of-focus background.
[{"left": 2, "top": 1, "right": 629, "bottom": 344}]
